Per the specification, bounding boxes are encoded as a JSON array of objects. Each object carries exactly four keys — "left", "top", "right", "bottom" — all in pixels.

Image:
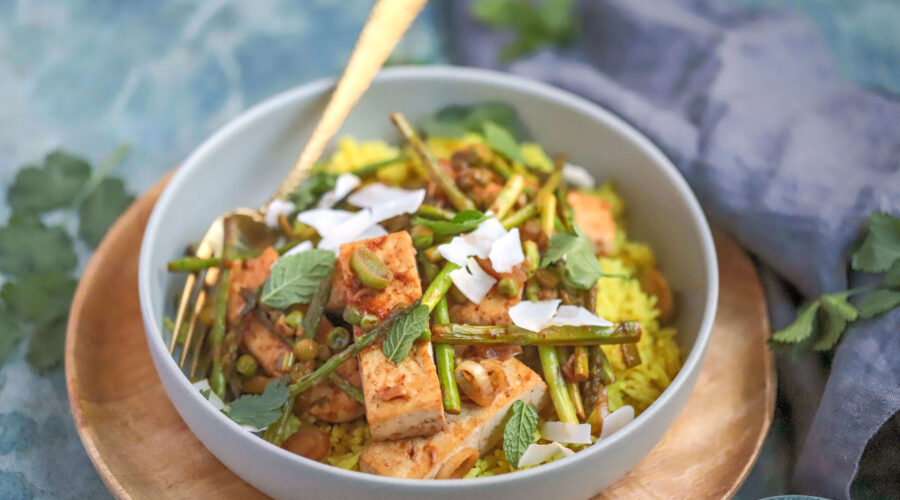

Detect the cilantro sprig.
[
  {"left": 503, "top": 400, "right": 539, "bottom": 469},
  {"left": 772, "top": 212, "right": 900, "bottom": 351},
  {"left": 0, "top": 147, "right": 134, "bottom": 372},
  {"left": 226, "top": 379, "right": 291, "bottom": 429}
]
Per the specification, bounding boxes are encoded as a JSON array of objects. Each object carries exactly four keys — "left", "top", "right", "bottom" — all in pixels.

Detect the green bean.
[
  {"left": 523, "top": 240, "right": 540, "bottom": 276},
  {"left": 430, "top": 321, "right": 642, "bottom": 346},
  {"left": 328, "top": 373, "right": 365, "bottom": 404},
  {"left": 326, "top": 327, "right": 351, "bottom": 351},
  {"left": 416, "top": 204, "right": 456, "bottom": 221},
  {"left": 433, "top": 297, "right": 461, "bottom": 414},
  {"left": 342, "top": 305, "right": 364, "bottom": 326},
  {"left": 540, "top": 346, "right": 578, "bottom": 424},
  {"left": 167, "top": 241, "right": 307, "bottom": 273},
  {"left": 350, "top": 248, "right": 393, "bottom": 290},
  {"left": 301, "top": 280, "right": 331, "bottom": 339},
  {"left": 391, "top": 113, "right": 475, "bottom": 211},
  {"left": 489, "top": 174, "right": 525, "bottom": 219}
]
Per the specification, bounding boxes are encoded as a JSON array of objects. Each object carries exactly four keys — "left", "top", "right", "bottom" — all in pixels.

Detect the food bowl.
[{"left": 138, "top": 66, "right": 718, "bottom": 500}]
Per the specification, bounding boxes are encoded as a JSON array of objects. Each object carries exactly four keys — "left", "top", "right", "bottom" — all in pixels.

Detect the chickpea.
[
  {"left": 282, "top": 426, "right": 331, "bottom": 461},
  {"left": 293, "top": 338, "right": 319, "bottom": 362}
]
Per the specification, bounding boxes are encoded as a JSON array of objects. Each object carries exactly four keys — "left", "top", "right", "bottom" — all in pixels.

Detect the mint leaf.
[
  {"left": 814, "top": 294, "right": 858, "bottom": 351},
  {"left": 260, "top": 249, "right": 335, "bottom": 309},
  {"left": 0, "top": 221, "right": 78, "bottom": 278},
  {"left": 383, "top": 304, "right": 430, "bottom": 363},
  {"left": 7, "top": 150, "right": 91, "bottom": 214},
  {"left": 772, "top": 302, "right": 820, "bottom": 344},
  {"left": 289, "top": 172, "right": 338, "bottom": 212},
  {"left": 411, "top": 210, "right": 487, "bottom": 237},
  {"left": 483, "top": 121, "right": 525, "bottom": 164},
  {"left": 542, "top": 232, "right": 605, "bottom": 289},
  {"left": 0, "top": 306, "right": 25, "bottom": 367},
  {"left": 227, "top": 380, "right": 291, "bottom": 429},
  {"left": 26, "top": 317, "right": 67, "bottom": 372},
  {"left": 884, "top": 260, "right": 900, "bottom": 288},
  {"left": 78, "top": 177, "right": 134, "bottom": 247},
  {"left": 1, "top": 274, "right": 77, "bottom": 322},
  {"left": 857, "top": 289, "right": 900, "bottom": 319},
  {"left": 420, "top": 102, "right": 529, "bottom": 141},
  {"left": 851, "top": 212, "right": 900, "bottom": 273},
  {"left": 503, "top": 400, "right": 539, "bottom": 469}
]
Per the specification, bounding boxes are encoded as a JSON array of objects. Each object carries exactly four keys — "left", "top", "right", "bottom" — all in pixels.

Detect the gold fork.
[{"left": 168, "top": 0, "right": 429, "bottom": 370}]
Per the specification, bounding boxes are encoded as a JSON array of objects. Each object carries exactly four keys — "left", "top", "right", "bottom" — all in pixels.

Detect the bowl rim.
[{"left": 138, "top": 64, "right": 719, "bottom": 489}]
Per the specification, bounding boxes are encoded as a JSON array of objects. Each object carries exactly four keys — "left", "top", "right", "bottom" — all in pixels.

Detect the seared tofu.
[
  {"left": 242, "top": 314, "right": 291, "bottom": 377},
  {"left": 339, "top": 232, "right": 445, "bottom": 441},
  {"left": 567, "top": 191, "right": 617, "bottom": 256},
  {"left": 359, "top": 358, "right": 548, "bottom": 478},
  {"left": 449, "top": 284, "right": 522, "bottom": 326}
]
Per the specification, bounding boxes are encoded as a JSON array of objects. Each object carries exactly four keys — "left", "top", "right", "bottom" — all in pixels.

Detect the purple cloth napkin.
[{"left": 447, "top": 0, "right": 900, "bottom": 497}]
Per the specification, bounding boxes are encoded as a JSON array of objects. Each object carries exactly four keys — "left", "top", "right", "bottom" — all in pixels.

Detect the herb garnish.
[
  {"left": 542, "top": 232, "right": 605, "bottom": 289},
  {"left": 483, "top": 121, "right": 525, "bottom": 164},
  {"left": 382, "top": 303, "right": 430, "bottom": 363},
  {"left": 503, "top": 400, "right": 539, "bottom": 469},
  {"left": 289, "top": 172, "right": 338, "bottom": 212},
  {"left": 411, "top": 209, "right": 487, "bottom": 237},
  {"left": 226, "top": 379, "right": 291, "bottom": 429},
  {"left": 471, "top": 0, "right": 580, "bottom": 62},
  {"left": 260, "top": 249, "right": 336, "bottom": 309},
  {"left": 420, "top": 102, "right": 529, "bottom": 141}
]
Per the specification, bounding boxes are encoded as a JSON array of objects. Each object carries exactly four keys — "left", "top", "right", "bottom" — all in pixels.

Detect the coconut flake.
[
  {"left": 508, "top": 299, "right": 561, "bottom": 332},
  {"left": 347, "top": 183, "right": 425, "bottom": 222},
  {"left": 600, "top": 405, "right": 635, "bottom": 440},
  {"left": 547, "top": 305, "right": 613, "bottom": 328},
  {"left": 317, "top": 210, "right": 378, "bottom": 251},
  {"left": 296, "top": 208, "right": 354, "bottom": 235},
  {"left": 264, "top": 199, "right": 296, "bottom": 228},
  {"left": 355, "top": 224, "right": 388, "bottom": 241},
  {"left": 449, "top": 258, "right": 497, "bottom": 304},
  {"left": 489, "top": 227, "right": 525, "bottom": 273},
  {"left": 563, "top": 163, "right": 596, "bottom": 189},
  {"left": 438, "top": 218, "right": 508, "bottom": 266},
  {"left": 517, "top": 442, "right": 575, "bottom": 468},
  {"left": 193, "top": 379, "right": 227, "bottom": 411},
  {"left": 281, "top": 241, "right": 314, "bottom": 258},
  {"left": 540, "top": 422, "right": 593, "bottom": 444},
  {"left": 317, "top": 173, "right": 360, "bottom": 208}
]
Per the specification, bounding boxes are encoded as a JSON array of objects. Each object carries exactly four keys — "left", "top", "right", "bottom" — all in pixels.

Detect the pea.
[
  {"left": 360, "top": 313, "right": 380, "bottom": 332},
  {"left": 317, "top": 343, "right": 332, "bottom": 361},
  {"left": 342, "top": 305, "right": 364, "bottom": 326},
  {"left": 350, "top": 248, "right": 393, "bottom": 290},
  {"left": 498, "top": 277, "right": 521, "bottom": 298},
  {"left": 327, "top": 327, "right": 351, "bottom": 351},
  {"left": 243, "top": 375, "right": 271, "bottom": 395},
  {"left": 284, "top": 310, "right": 304, "bottom": 329},
  {"left": 293, "top": 338, "right": 319, "bottom": 362},
  {"left": 236, "top": 354, "right": 259, "bottom": 376},
  {"left": 409, "top": 226, "right": 434, "bottom": 249}
]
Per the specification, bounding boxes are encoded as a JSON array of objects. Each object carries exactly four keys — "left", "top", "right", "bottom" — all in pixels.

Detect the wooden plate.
[{"left": 66, "top": 177, "right": 775, "bottom": 499}]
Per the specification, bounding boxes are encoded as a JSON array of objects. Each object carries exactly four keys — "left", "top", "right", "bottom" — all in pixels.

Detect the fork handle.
[{"left": 271, "top": 0, "right": 429, "bottom": 202}]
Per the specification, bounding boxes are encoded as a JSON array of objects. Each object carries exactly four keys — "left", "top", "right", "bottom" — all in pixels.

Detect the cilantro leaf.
[
  {"left": 814, "top": 294, "right": 858, "bottom": 351},
  {"left": 857, "top": 289, "right": 900, "bottom": 319},
  {"left": 472, "top": 0, "right": 579, "bottom": 62},
  {"left": 1, "top": 274, "right": 77, "bottom": 322},
  {"left": 503, "top": 400, "right": 539, "bottom": 469},
  {"left": 7, "top": 150, "right": 91, "bottom": 214},
  {"left": 260, "top": 249, "right": 335, "bottom": 309},
  {"left": 483, "top": 121, "right": 525, "bottom": 164},
  {"left": 884, "top": 260, "right": 900, "bottom": 289},
  {"left": 0, "top": 306, "right": 25, "bottom": 367},
  {"left": 25, "top": 317, "right": 68, "bottom": 372},
  {"left": 78, "top": 178, "right": 135, "bottom": 247},
  {"left": 411, "top": 210, "right": 487, "bottom": 237},
  {"left": 383, "top": 304, "right": 430, "bottom": 363},
  {"left": 772, "top": 302, "right": 820, "bottom": 344},
  {"left": 0, "top": 221, "right": 78, "bottom": 278},
  {"left": 289, "top": 172, "right": 338, "bottom": 212},
  {"left": 542, "top": 232, "right": 605, "bottom": 289},
  {"left": 420, "top": 102, "right": 529, "bottom": 141},
  {"left": 851, "top": 212, "right": 900, "bottom": 273},
  {"left": 226, "top": 380, "right": 291, "bottom": 429}
]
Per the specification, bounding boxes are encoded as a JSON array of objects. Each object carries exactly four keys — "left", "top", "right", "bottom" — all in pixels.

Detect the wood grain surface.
[{"left": 65, "top": 177, "right": 775, "bottom": 499}]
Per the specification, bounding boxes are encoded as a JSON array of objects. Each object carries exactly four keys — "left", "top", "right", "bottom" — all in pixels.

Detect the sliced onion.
[
  {"left": 264, "top": 199, "right": 296, "bottom": 229},
  {"left": 517, "top": 442, "right": 575, "bottom": 468},
  {"left": 449, "top": 258, "right": 497, "bottom": 304},
  {"left": 316, "top": 173, "right": 360, "bottom": 208},
  {"left": 562, "top": 163, "right": 596, "bottom": 189},
  {"left": 489, "top": 227, "right": 524, "bottom": 273},
  {"left": 192, "top": 379, "right": 226, "bottom": 411},
  {"left": 347, "top": 183, "right": 425, "bottom": 222},
  {"left": 455, "top": 360, "right": 495, "bottom": 407},
  {"left": 547, "top": 305, "right": 613, "bottom": 328},
  {"left": 540, "top": 421, "right": 592, "bottom": 444},
  {"left": 296, "top": 208, "right": 354, "bottom": 235},
  {"left": 600, "top": 405, "right": 635, "bottom": 440},
  {"left": 508, "top": 299, "right": 561, "bottom": 332}
]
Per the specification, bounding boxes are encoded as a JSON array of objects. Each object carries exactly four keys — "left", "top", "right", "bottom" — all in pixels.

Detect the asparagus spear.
[
  {"left": 416, "top": 204, "right": 456, "bottom": 221},
  {"left": 539, "top": 346, "right": 578, "bottom": 424},
  {"left": 621, "top": 342, "right": 642, "bottom": 368},
  {"left": 208, "top": 219, "right": 235, "bottom": 399},
  {"left": 351, "top": 154, "right": 405, "bottom": 177},
  {"left": 539, "top": 192, "right": 556, "bottom": 238},
  {"left": 167, "top": 240, "right": 307, "bottom": 273},
  {"left": 572, "top": 346, "right": 590, "bottom": 382},
  {"left": 301, "top": 279, "right": 331, "bottom": 339},
  {"left": 567, "top": 379, "right": 586, "bottom": 420},
  {"left": 433, "top": 297, "right": 461, "bottom": 414},
  {"left": 430, "top": 321, "right": 642, "bottom": 346},
  {"left": 501, "top": 202, "right": 537, "bottom": 230},
  {"left": 489, "top": 174, "right": 525, "bottom": 219},
  {"left": 391, "top": 113, "right": 475, "bottom": 212},
  {"left": 327, "top": 372, "right": 365, "bottom": 404}
]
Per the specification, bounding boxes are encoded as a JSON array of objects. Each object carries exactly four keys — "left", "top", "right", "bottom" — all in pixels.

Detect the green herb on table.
[
  {"left": 503, "top": 400, "right": 539, "bottom": 469},
  {"left": 259, "top": 249, "right": 336, "bottom": 308},
  {"left": 227, "top": 379, "right": 292, "bottom": 429},
  {"left": 772, "top": 211, "right": 900, "bottom": 351},
  {"left": 471, "top": 0, "right": 580, "bottom": 62},
  {"left": 382, "top": 303, "right": 430, "bottom": 363}
]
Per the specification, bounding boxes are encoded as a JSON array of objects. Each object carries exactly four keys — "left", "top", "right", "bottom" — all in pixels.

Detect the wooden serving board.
[{"left": 66, "top": 177, "right": 775, "bottom": 499}]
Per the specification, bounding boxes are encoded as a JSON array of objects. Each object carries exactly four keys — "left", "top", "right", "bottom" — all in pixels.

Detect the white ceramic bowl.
[{"left": 139, "top": 66, "right": 718, "bottom": 500}]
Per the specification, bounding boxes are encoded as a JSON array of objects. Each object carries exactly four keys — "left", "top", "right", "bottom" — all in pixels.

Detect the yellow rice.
[{"left": 311, "top": 138, "right": 683, "bottom": 476}]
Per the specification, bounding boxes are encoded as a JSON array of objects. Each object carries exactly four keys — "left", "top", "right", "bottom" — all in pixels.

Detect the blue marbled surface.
[{"left": 0, "top": 1, "right": 896, "bottom": 498}]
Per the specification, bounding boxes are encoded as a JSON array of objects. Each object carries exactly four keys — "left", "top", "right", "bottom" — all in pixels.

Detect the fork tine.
[
  {"left": 179, "top": 286, "right": 207, "bottom": 367},
  {"left": 168, "top": 273, "right": 198, "bottom": 355}
]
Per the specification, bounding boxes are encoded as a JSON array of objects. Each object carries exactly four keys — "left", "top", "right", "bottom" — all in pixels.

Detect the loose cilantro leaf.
[
  {"left": 420, "top": 102, "right": 529, "bottom": 141},
  {"left": 383, "top": 304, "right": 430, "bottom": 363},
  {"left": 0, "top": 221, "right": 78, "bottom": 278},
  {"left": 411, "top": 210, "right": 487, "bottom": 237},
  {"left": 289, "top": 172, "right": 338, "bottom": 212},
  {"left": 26, "top": 317, "right": 68, "bottom": 372},
  {"left": 260, "top": 249, "right": 335, "bottom": 309},
  {"left": 503, "top": 400, "right": 539, "bottom": 469},
  {"left": 541, "top": 232, "right": 605, "bottom": 289},
  {"left": 483, "top": 121, "right": 525, "bottom": 164},
  {"left": 814, "top": 294, "right": 858, "bottom": 351},
  {"left": 0, "top": 307, "right": 25, "bottom": 366},
  {"left": 472, "top": 0, "right": 579, "bottom": 62},
  {"left": 851, "top": 212, "right": 900, "bottom": 273},
  {"left": 772, "top": 302, "right": 819, "bottom": 344},
  {"left": 78, "top": 178, "right": 135, "bottom": 247},
  {"left": 1, "top": 274, "right": 77, "bottom": 322},
  {"left": 857, "top": 289, "right": 900, "bottom": 319},
  {"left": 7, "top": 150, "right": 91, "bottom": 214},
  {"left": 227, "top": 380, "right": 291, "bottom": 429}
]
